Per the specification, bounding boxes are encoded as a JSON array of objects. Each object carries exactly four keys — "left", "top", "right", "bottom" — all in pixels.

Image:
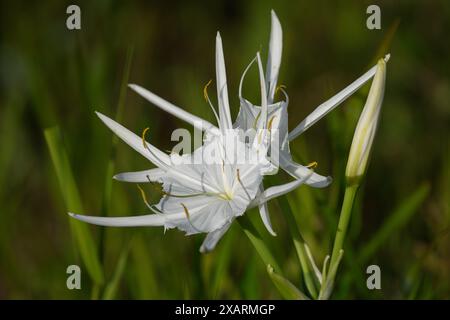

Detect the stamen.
[
  {"left": 139, "top": 127, "right": 170, "bottom": 170},
  {"left": 268, "top": 115, "right": 277, "bottom": 131},
  {"left": 275, "top": 85, "right": 289, "bottom": 104},
  {"left": 306, "top": 161, "right": 318, "bottom": 169},
  {"left": 236, "top": 169, "right": 251, "bottom": 201},
  {"left": 181, "top": 203, "right": 203, "bottom": 233},
  {"left": 252, "top": 111, "right": 262, "bottom": 129},
  {"left": 203, "top": 79, "right": 221, "bottom": 125},
  {"left": 142, "top": 127, "right": 150, "bottom": 149},
  {"left": 203, "top": 79, "right": 213, "bottom": 101},
  {"left": 137, "top": 184, "right": 152, "bottom": 209},
  {"left": 275, "top": 84, "right": 287, "bottom": 96}
]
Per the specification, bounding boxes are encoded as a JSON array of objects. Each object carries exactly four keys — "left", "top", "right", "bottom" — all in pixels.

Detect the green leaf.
[
  {"left": 267, "top": 265, "right": 309, "bottom": 300},
  {"left": 44, "top": 127, "right": 104, "bottom": 284},
  {"left": 98, "top": 45, "right": 134, "bottom": 262},
  {"left": 278, "top": 197, "right": 319, "bottom": 299},
  {"left": 238, "top": 214, "right": 282, "bottom": 274},
  {"left": 130, "top": 235, "right": 159, "bottom": 299},
  {"left": 102, "top": 241, "right": 130, "bottom": 300},
  {"left": 210, "top": 226, "right": 236, "bottom": 298}
]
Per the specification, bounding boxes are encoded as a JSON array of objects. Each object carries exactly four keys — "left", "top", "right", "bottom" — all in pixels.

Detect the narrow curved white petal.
[
  {"left": 249, "top": 170, "right": 314, "bottom": 209},
  {"left": 129, "top": 84, "right": 220, "bottom": 136},
  {"left": 288, "top": 55, "right": 390, "bottom": 141},
  {"left": 251, "top": 176, "right": 307, "bottom": 208},
  {"left": 68, "top": 212, "right": 165, "bottom": 227},
  {"left": 114, "top": 168, "right": 165, "bottom": 183},
  {"left": 215, "top": 32, "right": 232, "bottom": 130},
  {"left": 96, "top": 112, "right": 170, "bottom": 167},
  {"left": 266, "top": 10, "right": 283, "bottom": 104},
  {"left": 199, "top": 221, "right": 232, "bottom": 253},
  {"left": 258, "top": 185, "right": 277, "bottom": 236},
  {"left": 279, "top": 152, "right": 332, "bottom": 188},
  {"left": 256, "top": 52, "right": 268, "bottom": 129}
]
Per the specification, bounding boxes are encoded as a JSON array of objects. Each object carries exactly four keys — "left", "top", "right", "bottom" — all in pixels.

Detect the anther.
[
  {"left": 137, "top": 184, "right": 151, "bottom": 209},
  {"left": 203, "top": 79, "right": 213, "bottom": 102},
  {"left": 236, "top": 169, "right": 251, "bottom": 200},
  {"left": 142, "top": 127, "right": 150, "bottom": 149},
  {"left": 181, "top": 203, "right": 202, "bottom": 233},
  {"left": 306, "top": 161, "right": 318, "bottom": 169},
  {"left": 268, "top": 115, "right": 277, "bottom": 131},
  {"left": 275, "top": 84, "right": 287, "bottom": 95}
]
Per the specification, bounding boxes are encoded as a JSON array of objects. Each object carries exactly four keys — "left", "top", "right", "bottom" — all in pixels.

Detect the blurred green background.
[{"left": 0, "top": 0, "right": 448, "bottom": 299}]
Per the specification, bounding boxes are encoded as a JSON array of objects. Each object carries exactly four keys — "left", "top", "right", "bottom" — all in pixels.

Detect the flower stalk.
[{"left": 325, "top": 57, "right": 387, "bottom": 295}]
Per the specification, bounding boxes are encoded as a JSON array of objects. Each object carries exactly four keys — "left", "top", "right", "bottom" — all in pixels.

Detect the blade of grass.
[
  {"left": 102, "top": 240, "right": 131, "bottom": 300},
  {"left": 358, "top": 182, "right": 430, "bottom": 263},
  {"left": 278, "top": 196, "right": 319, "bottom": 299},
  {"left": 130, "top": 234, "right": 159, "bottom": 299},
  {"left": 45, "top": 127, "right": 104, "bottom": 285},
  {"left": 238, "top": 214, "right": 282, "bottom": 274},
  {"left": 98, "top": 45, "right": 134, "bottom": 262},
  {"left": 211, "top": 226, "right": 236, "bottom": 298},
  {"left": 267, "top": 265, "right": 310, "bottom": 300}
]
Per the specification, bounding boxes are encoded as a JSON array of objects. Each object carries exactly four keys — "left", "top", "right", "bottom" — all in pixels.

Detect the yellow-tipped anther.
[
  {"left": 181, "top": 203, "right": 190, "bottom": 219},
  {"left": 203, "top": 79, "right": 213, "bottom": 102},
  {"left": 142, "top": 127, "right": 150, "bottom": 149},
  {"left": 306, "top": 161, "right": 318, "bottom": 169},
  {"left": 252, "top": 111, "right": 262, "bottom": 129},
  {"left": 182, "top": 203, "right": 202, "bottom": 232},
  {"left": 137, "top": 184, "right": 151, "bottom": 208},
  {"left": 268, "top": 115, "right": 277, "bottom": 131},
  {"left": 275, "top": 84, "right": 287, "bottom": 95}
]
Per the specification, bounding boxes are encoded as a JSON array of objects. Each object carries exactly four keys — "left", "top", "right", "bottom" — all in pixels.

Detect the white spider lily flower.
[
  {"left": 119, "top": 11, "right": 389, "bottom": 237},
  {"left": 345, "top": 57, "right": 387, "bottom": 181},
  {"left": 69, "top": 112, "right": 312, "bottom": 252},
  {"left": 236, "top": 11, "right": 391, "bottom": 190},
  {"left": 69, "top": 33, "right": 312, "bottom": 252}
]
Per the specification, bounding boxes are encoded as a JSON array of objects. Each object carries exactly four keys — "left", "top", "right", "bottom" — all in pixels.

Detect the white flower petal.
[
  {"left": 96, "top": 112, "right": 170, "bottom": 167},
  {"left": 346, "top": 58, "right": 386, "bottom": 178},
  {"left": 113, "top": 168, "right": 165, "bottom": 183},
  {"left": 280, "top": 153, "right": 332, "bottom": 188},
  {"left": 288, "top": 62, "right": 381, "bottom": 141},
  {"left": 199, "top": 221, "right": 232, "bottom": 253},
  {"left": 250, "top": 167, "right": 314, "bottom": 208},
  {"left": 258, "top": 185, "right": 277, "bottom": 236},
  {"left": 215, "top": 32, "right": 233, "bottom": 131},
  {"left": 68, "top": 212, "right": 165, "bottom": 227},
  {"left": 162, "top": 199, "right": 233, "bottom": 235},
  {"left": 97, "top": 112, "right": 216, "bottom": 191},
  {"left": 128, "top": 84, "right": 220, "bottom": 135},
  {"left": 266, "top": 10, "right": 283, "bottom": 104},
  {"left": 256, "top": 52, "right": 268, "bottom": 129}
]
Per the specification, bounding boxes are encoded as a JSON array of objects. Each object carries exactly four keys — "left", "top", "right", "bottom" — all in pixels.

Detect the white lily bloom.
[
  {"left": 70, "top": 33, "right": 312, "bottom": 252},
  {"left": 236, "top": 11, "right": 391, "bottom": 189},
  {"left": 119, "top": 11, "right": 389, "bottom": 237}
]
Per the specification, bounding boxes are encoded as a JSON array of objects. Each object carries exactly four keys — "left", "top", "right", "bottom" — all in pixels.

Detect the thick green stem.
[{"left": 330, "top": 183, "right": 359, "bottom": 269}]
